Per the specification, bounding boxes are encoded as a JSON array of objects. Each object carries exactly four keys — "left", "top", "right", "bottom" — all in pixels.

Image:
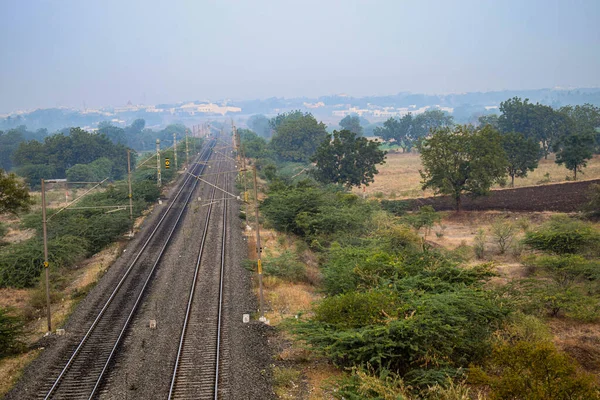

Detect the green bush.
[
  {"left": 504, "top": 279, "right": 593, "bottom": 319},
  {"left": 525, "top": 254, "right": 598, "bottom": 288},
  {"left": 491, "top": 220, "right": 517, "bottom": 255},
  {"left": 470, "top": 341, "right": 600, "bottom": 400},
  {"left": 261, "top": 181, "right": 373, "bottom": 241},
  {"left": 0, "top": 235, "right": 88, "bottom": 288},
  {"left": 0, "top": 307, "right": 25, "bottom": 357},
  {"left": 314, "top": 290, "right": 399, "bottom": 329},
  {"left": 262, "top": 250, "right": 306, "bottom": 282},
  {"left": 0, "top": 222, "right": 7, "bottom": 239},
  {"left": 294, "top": 288, "right": 507, "bottom": 387},
  {"left": 523, "top": 216, "right": 600, "bottom": 254},
  {"left": 66, "top": 157, "right": 114, "bottom": 182},
  {"left": 380, "top": 200, "right": 414, "bottom": 216}
]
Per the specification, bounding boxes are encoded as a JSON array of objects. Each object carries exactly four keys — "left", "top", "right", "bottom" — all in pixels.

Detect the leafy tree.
[
  {"left": 13, "top": 127, "right": 129, "bottom": 184},
  {"left": 269, "top": 110, "right": 304, "bottom": 131},
  {"left": 560, "top": 104, "right": 600, "bottom": 153},
  {"left": 14, "top": 164, "right": 59, "bottom": 189},
  {"left": 66, "top": 157, "right": 113, "bottom": 183},
  {"left": 478, "top": 114, "right": 500, "bottom": 130},
  {"left": 339, "top": 115, "right": 364, "bottom": 136},
  {"left": 413, "top": 109, "right": 454, "bottom": 137},
  {"left": 501, "top": 132, "right": 540, "bottom": 186},
  {"left": 0, "top": 130, "right": 25, "bottom": 170},
  {"left": 0, "top": 169, "right": 31, "bottom": 215},
  {"left": 98, "top": 121, "right": 126, "bottom": 145},
  {"left": 238, "top": 129, "right": 269, "bottom": 159},
  {"left": 247, "top": 114, "right": 271, "bottom": 138},
  {"left": 418, "top": 125, "right": 507, "bottom": 211},
  {"left": 269, "top": 112, "right": 328, "bottom": 162},
  {"left": 499, "top": 97, "right": 570, "bottom": 159},
  {"left": 374, "top": 115, "right": 415, "bottom": 151},
  {"left": 311, "top": 130, "right": 386, "bottom": 188},
  {"left": 554, "top": 132, "right": 595, "bottom": 180},
  {"left": 374, "top": 111, "right": 453, "bottom": 152}
]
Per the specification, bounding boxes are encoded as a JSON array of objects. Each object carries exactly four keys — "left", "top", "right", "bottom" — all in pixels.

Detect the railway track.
[
  {"left": 39, "top": 140, "right": 216, "bottom": 400},
  {"left": 168, "top": 142, "right": 233, "bottom": 400}
]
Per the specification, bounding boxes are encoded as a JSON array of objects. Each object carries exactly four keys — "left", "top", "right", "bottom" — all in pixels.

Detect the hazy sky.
[{"left": 0, "top": 0, "right": 599, "bottom": 113}]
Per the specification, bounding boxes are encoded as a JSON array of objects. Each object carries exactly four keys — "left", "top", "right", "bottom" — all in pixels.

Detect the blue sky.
[{"left": 0, "top": 0, "right": 598, "bottom": 112}]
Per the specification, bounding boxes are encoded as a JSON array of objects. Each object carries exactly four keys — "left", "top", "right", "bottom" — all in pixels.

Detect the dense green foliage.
[
  {"left": 339, "top": 115, "right": 364, "bottom": 136},
  {"left": 14, "top": 127, "right": 129, "bottom": 187},
  {"left": 470, "top": 341, "right": 600, "bottom": 399},
  {"left": 311, "top": 129, "right": 386, "bottom": 188},
  {"left": 498, "top": 97, "right": 571, "bottom": 159},
  {"left": 269, "top": 111, "right": 329, "bottom": 162},
  {"left": 0, "top": 139, "right": 200, "bottom": 288},
  {"left": 418, "top": 125, "right": 507, "bottom": 211},
  {"left": 523, "top": 216, "right": 600, "bottom": 254},
  {"left": 247, "top": 114, "right": 271, "bottom": 138},
  {"left": 260, "top": 180, "right": 374, "bottom": 243},
  {"left": 501, "top": 132, "right": 540, "bottom": 186},
  {"left": 66, "top": 157, "right": 114, "bottom": 183},
  {"left": 560, "top": 104, "right": 600, "bottom": 153},
  {"left": 0, "top": 169, "right": 31, "bottom": 215},
  {"left": 0, "top": 307, "right": 25, "bottom": 357},
  {"left": 553, "top": 131, "right": 595, "bottom": 180},
  {"left": 294, "top": 241, "right": 505, "bottom": 389},
  {"left": 374, "top": 111, "right": 454, "bottom": 152},
  {"left": 238, "top": 129, "right": 270, "bottom": 160}
]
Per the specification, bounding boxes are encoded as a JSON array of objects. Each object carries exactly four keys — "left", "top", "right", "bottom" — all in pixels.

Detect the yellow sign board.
[
  {"left": 257, "top": 259, "right": 262, "bottom": 274},
  {"left": 43, "top": 261, "right": 49, "bottom": 268},
  {"left": 165, "top": 158, "right": 170, "bottom": 169}
]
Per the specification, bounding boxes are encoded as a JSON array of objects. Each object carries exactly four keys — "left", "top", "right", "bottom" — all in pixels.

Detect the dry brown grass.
[
  {"left": 549, "top": 319, "right": 600, "bottom": 375},
  {"left": 0, "top": 349, "right": 41, "bottom": 398},
  {"left": 305, "top": 364, "right": 344, "bottom": 400},
  {"left": 359, "top": 152, "right": 600, "bottom": 199}
]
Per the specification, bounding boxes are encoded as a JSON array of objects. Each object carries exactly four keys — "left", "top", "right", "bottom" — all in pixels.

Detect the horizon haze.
[{"left": 1, "top": 0, "right": 599, "bottom": 113}]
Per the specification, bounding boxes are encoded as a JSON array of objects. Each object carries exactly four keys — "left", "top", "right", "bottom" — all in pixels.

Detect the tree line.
[
  {"left": 240, "top": 110, "right": 387, "bottom": 189},
  {"left": 0, "top": 119, "right": 190, "bottom": 188}
]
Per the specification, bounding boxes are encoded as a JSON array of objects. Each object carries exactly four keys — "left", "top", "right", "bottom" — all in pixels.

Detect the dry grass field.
[{"left": 359, "top": 152, "right": 600, "bottom": 199}]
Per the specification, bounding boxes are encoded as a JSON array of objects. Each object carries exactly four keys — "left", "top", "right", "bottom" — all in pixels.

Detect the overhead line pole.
[
  {"left": 156, "top": 139, "right": 162, "bottom": 187},
  {"left": 127, "top": 150, "right": 134, "bottom": 235},
  {"left": 253, "top": 166, "right": 265, "bottom": 321},
  {"left": 173, "top": 132, "right": 178, "bottom": 170},
  {"left": 41, "top": 179, "right": 52, "bottom": 332},
  {"left": 185, "top": 129, "right": 189, "bottom": 169}
]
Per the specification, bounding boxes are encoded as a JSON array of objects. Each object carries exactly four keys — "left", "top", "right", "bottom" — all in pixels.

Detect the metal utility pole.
[
  {"left": 156, "top": 139, "right": 162, "bottom": 187},
  {"left": 127, "top": 150, "right": 134, "bottom": 235},
  {"left": 185, "top": 129, "right": 189, "bottom": 168},
  {"left": 173, "top": 132, "right": 178, "bottom": 170},
  {"left": 41, "top": 179, "right": 52, "bottom": 332},
  {"left": 253, "top": 166, "right": 265, "bottom": 320}
]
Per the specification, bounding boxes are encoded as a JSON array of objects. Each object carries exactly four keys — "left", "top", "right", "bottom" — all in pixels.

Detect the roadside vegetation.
[{"left": 240, "top": 104, "right": 600, "bottom": 399}]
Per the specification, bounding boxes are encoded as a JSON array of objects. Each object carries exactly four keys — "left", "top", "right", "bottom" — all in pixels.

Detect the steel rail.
[
  {"left": 168, "top": 146, "right": 230, "bottom": 400},
  {"left": 167, "top": 147, "right": 224, "bottom": 399},
  {"left": 44, "top": 140, "right": 215, "bottom": 400}
]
